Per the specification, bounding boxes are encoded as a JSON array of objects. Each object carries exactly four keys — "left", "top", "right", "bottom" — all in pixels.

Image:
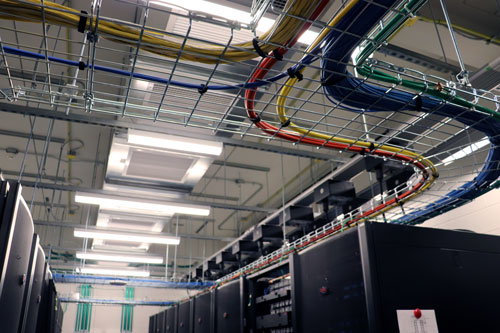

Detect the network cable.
[
  {"left": 0, "top": 0, "right": 325, "bottom": 64},
  {"left": 320, "top": 0, "right": 500, "bottom": 223},
  {"left": 246, "top": 0, "right": 436, "bottom": 226}
]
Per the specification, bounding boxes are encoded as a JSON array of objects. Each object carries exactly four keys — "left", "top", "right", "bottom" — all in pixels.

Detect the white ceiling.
[{"left": 0, "top": 0, "right": 498, "bottom": 279}]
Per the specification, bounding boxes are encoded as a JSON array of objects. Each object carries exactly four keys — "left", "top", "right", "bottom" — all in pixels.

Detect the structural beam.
[
  {"left": 212, "top": 160, "right": 270, "bottom": 172},
  {"left": 379, "top": 44, "right": 463, "bottom": 74},
  {"left": 1, "top": 169, "right": 66, "bottom": 182},
  {"left": 0, "top": 128, "right": 65, "bottom": 144},
  {"left": 0, "top": 102, "right": 343, "bottom": 161}
]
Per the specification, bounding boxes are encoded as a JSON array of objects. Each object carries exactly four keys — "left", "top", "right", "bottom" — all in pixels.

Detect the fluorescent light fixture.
[
  {"left": 75, "top": 192, "right": 210, "bottom": 216},
  {"left": 127, "top": 129, "right": 223, "bottom": 156},
  {"left": 443, "top": 137, "right": 489, "bottom": 166},
  {"left": 297, "top": 30, "right": 319, "bottom": 45},
  {"left": 151, "top": 0, "right": 317, "bottom": 45},
  {"left": 78, "top": 267, "right": 150, "bottom": 277},
  {"left": 76, "top": 251, "right": 164, "bottom": 264},
  {"left": 74, "top": 228, "right": 181, "bottom": 245},
  {"left": 151, "top": 0, "right": 259, "bottom": 25}
]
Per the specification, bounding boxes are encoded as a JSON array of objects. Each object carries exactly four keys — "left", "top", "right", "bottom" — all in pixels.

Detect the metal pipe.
[
  {"left": 121, "top": 0, "right": 150, "bottom": 117},
  {"left": 29, "top": 118, "right": 55, "bottom": 211},
  {"left": 18, "top": 116, "right": 37, "bottom": 182},
  {"left": 0, "top": 169, "right": 65, "bottom": 182},
  {"left": 65, "top": 34, "right": 88, "bottom": 115},
  {"left": 0, "top": 128, "right": 65, "bottom": 144},
  {"left": 438, "top": 0, "right": 469, "bottom": 84},
  {"left": 172, "top": 216, "right": 179, "bottom": 279},
  {"left": 212, "top": 160, "right": 270, "bottom": 172}
]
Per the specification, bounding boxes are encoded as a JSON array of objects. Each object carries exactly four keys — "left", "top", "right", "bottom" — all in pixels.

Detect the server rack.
[
  {"left": 193, "top": 291, "right": 212, "bottom": 333},
  {"left": 293, "top": 226, "right": 367, "bottom": 332},
  {"left": 149, "top": 315, "right": 155, "bottom": 333},
  {"left": 20, "top": 234, "right": 41, "bottom": 333},
  {"left": 151, "top": 222, "right": 500, "bottom": 333},
  {"left": 294, "top": 222, "right": 500, "bottom": 332},
  {"left": 157, "top": 310, "right": 165, "bottom": 333},
  {"left": 177, "top": 300, "right": 192, "bottom": 333},
  {"left": 24, "top": 243, "right": 46, "bottom": 333},
  {"left": 166, "top": 305, "right": 178, "bottom": 333},
  {"left": 36, "top": 262, "right": 52, "bottom": 333},
  {"left": 45, "top": 279, "right": 63, "bottom": 333},
  {"left": 214, "top": 278, "right": 244, "bottom": 333},
  {"left": 0, "top": 182, "right": 35, "bottom": 332}
]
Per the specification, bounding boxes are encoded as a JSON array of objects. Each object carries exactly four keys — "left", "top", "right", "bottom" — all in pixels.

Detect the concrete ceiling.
[{"left": 0, "top": 0, "right": 498, "bottom": 279}]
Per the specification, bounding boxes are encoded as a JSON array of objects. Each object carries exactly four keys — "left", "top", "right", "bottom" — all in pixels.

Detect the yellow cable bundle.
[
  {"left": 275, "top": 0, "right": 438, "bottom": 220},
  {"left": 0, "top": 0, "right": 323, "bottom": 63}
]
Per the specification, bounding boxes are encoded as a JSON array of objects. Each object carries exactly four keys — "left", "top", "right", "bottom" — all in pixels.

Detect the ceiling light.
[
  {"left": 74, "top": 228, "right": 181, "bottom": 245},
  {"left": 75, "top": 192, "right": 210, "bottom": 216},
  {"left": 297, "top": 30, "right": 319, "bottom": 45},
  {"left": 443, "top": 137, "right": 489, "bottom": 166},
  {"left": 150, "top": 0, "right": 316, "bottom": 45},
  {"left": 127, "top": 129, "right": 223, "bottom": 156},
  {"left": 151, "top": 0, "right": 257, "bottom": 25},
  {"left": 76, "top": 251, "right": 164, "bottom": 264},
  {"left": 77, "top": 267, "right": 150, "bottom": 278}
]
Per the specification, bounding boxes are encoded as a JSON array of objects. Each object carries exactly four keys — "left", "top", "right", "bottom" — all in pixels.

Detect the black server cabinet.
[
  {"left": 177, "top": 300, "right": 192, "bottom": 333},
  {"left": 293, "top": 225, "right": 367, "bottom": 332},
  {"left": 20, "top": 234, "right": 41, "bottom": 333},
  {"left": 0, "top": 182, "right": 35, "bottom": 333},
  {"left": 157, "top": 310, "right": 165, "bottom": 333},
  {"left": 54, "top": 295, "right": 63, "bottom": 333},
  {"left": 36, "top": 262, "right": 52, "bottom": 333},
  {"left": 294, "top": 222, "right": 500, "bottom": 332},
  {"left": 214, "top": 278, "right": 244, "bottom": 333},
  {"left": 149, "top": 315, "right": 155, "bottom": 333},
  {"left": 24, "top": 244, "right": 46, "bottom": 333},
  {"left": 166, "top": 306, "right": 178, "bottom": 333},
  {"left": 47, "top": 279, "right": 63, "bottom": 333},
  {"left": 193, "top": 291, "right": 212, "bottom": 333}
]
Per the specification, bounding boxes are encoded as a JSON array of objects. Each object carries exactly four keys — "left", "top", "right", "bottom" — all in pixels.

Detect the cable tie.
[
  {"left": 78, "top": 61, "right": 86, "bottom": 71},
  {"left": 198, "top": 85, "right": 208, "bottom": 94},
  {"left": 415, "top": 95, "right": 422, "bottom": 111},
  {"left": 286, "top": 68, "right": 303, "bottom": 81},
  {"left": 78, "top": 11, "right": 88, "bottom": 33},
  {"left": 252, "top": 38, "right": 267, "bottom": 59},
  {"left": 281, "top": 119, "right": 291, "bottom": 127},
  {"left": 250, "top": 115, "right": 261, "bottom": 124},
  {"left": 369, "top": 142, "right": 375, "bottom": 151},
  {"left": 272, "top": 49, "right": 283, "bottom": 61}
]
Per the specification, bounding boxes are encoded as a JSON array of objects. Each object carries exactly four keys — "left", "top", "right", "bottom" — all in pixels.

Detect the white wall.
[
  {"left": 57, "top": 283, "right": 191, "bottom": 333},
  {"left": 421, "top": 187, "right": 500, "bottom": 235}
]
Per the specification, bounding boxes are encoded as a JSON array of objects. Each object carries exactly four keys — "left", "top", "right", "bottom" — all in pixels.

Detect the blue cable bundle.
[{"left": 319, "top": 0, "right": 500, "bottom": 224}]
